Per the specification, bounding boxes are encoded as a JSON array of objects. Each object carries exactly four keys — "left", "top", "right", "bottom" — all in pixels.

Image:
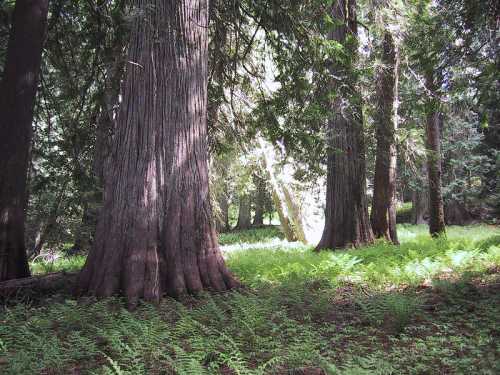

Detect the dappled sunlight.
[
  {"left": 4, "top": 225, "right": 500, "bottom": 374},
  {"left": 226, "top": 225, "right": 500, "bottom": 290}
]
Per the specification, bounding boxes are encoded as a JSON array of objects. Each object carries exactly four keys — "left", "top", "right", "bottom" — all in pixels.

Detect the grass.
[{"left": 2, "top": 224, "right": 500, "bottom": 374}]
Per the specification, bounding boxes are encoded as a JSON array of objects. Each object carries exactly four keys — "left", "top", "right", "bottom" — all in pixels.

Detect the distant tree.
[
  {"left": 0, "top": 0, "right": 49, "bottom": 281},
  {"left": 424, "top": 71, "right": 446, "bottom": 236},
  {"left": 77, "top": 0, "right": 239, "bottom": 305},
  {"left": 316, "top": 0, "right": 374, "bottom": 250},
  {"left": 371, "top": 32, "right": 400, "bottom": 244},
  {"left": 235, "top": 195, "right": 252, "bottom": 230},
  {"left": 252, "top": 174, "right": 266, "bottom": 227}
]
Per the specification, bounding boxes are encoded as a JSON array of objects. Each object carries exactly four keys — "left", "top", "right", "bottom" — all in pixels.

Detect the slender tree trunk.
[
  {"left": 425, "top": 72, "right": 446, "bottom": 236},
  {"left": 412, "top": 188, "right": 428, "bottom": 224},
  {"left": 316, "top": 0, "right": 373, "bottom": 250},
  {"left": 252, "top": 174, "right": 265, "bottom": 227},
  {"left": 257, "top": 137, "right": 308, "bottom": 243},
  {"left": 371, "top": 32, "right": 400, "bottom": 244},
  {"left": 215, "top": 192, "right": 229, "bottom": 233},
  {"left": 0, "top": 0, "right": 49, "bottom": 281},
  {"left": 30, "top": 183, "right": 66, "bottom": 258},
  {"left": 235, "top": 195, "right": 252, "bottom": 230},
  {"left": 480, "top": 44, "right": 500, "bottom": 216},
  {"left": 270, "top": 191, "right": 297, "bottom": 242},
  {"left": 77, "top": 0, "right": 238, "bottom": 306}
]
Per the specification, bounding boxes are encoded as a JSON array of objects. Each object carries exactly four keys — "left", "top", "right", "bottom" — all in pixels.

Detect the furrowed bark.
[
  {"left": 316, "top": 0, "right": 374, "bottom": 250},
  {"left": 371, "top": 32, "right": 400, "bottom": 244},
  {"left": 77, "top": 0, "right": 238, "bottom": 305},
  {"left": 0, "top": 0, "right": 49, "bottom": 281}
]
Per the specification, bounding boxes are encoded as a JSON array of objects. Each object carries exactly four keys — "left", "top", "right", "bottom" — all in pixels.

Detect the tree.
[
  {"left": 77, "top": 0, "right": 239, "bottom": 305},
  {"left": 371, "top": 32, "right": 400, "bottom": 244},
  {"left": 424, "top": 71, "right": 446, "bottom": 236},
  {"left": 316, "top": 0, "right": 374, "bottom": 250},
  {"left": 252, "top": 174, "right": 266, "bottom": 227},
  {"left": 235, "top": 194, "right": 252, "bottom": 230},
  {"left": 0, "top": 0, "right": 49, "bottom": 281}
]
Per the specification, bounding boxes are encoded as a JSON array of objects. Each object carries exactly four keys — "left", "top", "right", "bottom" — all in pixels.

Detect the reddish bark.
[
  {"left": 371, "top": 32, "right": 400, "bottom": 244},
  {"left": 316, "top": 0, "right": 374, "bottom": 250},
  {"left": 0, "top": 0, "right": 49, "bottom": 281},
  {"left": 77, "top": 0, "right": 239, "bottom": 305}
]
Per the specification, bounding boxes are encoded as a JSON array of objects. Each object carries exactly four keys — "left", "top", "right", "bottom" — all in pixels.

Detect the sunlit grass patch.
[
  {"left": 30, "top": 255, "right": 86, "bottom": 275},
  {"left": 226, "top": 224, "right": 500, "bottom": 289},
  {"left": 6, "top": 224, "right": 499, "bottom": 374}
]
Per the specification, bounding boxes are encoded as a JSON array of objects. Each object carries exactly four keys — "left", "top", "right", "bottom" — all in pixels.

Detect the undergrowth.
[{"left": 1, "top": 224, "right": 499, "bottom": 374}]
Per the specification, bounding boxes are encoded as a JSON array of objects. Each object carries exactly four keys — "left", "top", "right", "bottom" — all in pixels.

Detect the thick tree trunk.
[
  {"left": 316, "top": 0, "right": 373, "bottom": 250},
  {"left": 0, "top": 0, "right": 49, "bottom": 282},
  {"left": 235, "top": 195, "right": 252, "bottom": 230},
  {"left": 425, "top": 72, "right": 446, "bottom": 236},
  {"left": 77, "top": 0, "right": 238, "bottom": 305},
  {"left": 371, "top": 32, "right": 400, "bottom": 244},
  {"left": 252, "top": 174, "right": 266, "bottom": 227}
]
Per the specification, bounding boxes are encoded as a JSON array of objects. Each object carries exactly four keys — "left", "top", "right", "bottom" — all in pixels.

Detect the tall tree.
[
  {"left": 424, "top": 71, "right": 446, "bottom": 236},
  {"left": 316, "top": 0, "right": 374, "bottom": 250},
  {"left": 252, "top": 174, "right": 266, "bottom": 227},
  {"left": 371, "top": 32, "right": 400, "bottom": 244},
  {"left": 77, "top": 0, "right": 238, "bottom": 305},
  {"left": 0, "top": 0, "right": 49, "bottom": 281},
  {"left": 235, "top": 195, "right": 252, "bottom": 230}
]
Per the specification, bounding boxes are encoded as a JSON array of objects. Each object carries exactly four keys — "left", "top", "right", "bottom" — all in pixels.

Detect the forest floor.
[{"left": 1, "top": 224, "right": 500, "bottom": 374}]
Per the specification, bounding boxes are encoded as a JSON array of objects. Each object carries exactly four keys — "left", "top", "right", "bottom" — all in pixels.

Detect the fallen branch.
[{"left": 0, "top": 272, "right": 77, "bottom": 301}]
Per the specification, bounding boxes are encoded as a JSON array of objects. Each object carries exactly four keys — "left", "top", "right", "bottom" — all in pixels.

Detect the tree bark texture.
[
  {"left": 316, "top": 0, "right": 374, "bottom": 250},
  {"left": 0, "top": 0, "right": 49, "bottom": 281},
  {"left": 371, "top": 32, "right": 399, "bottom": 244},
  {"left": 0, "top": 272, "right": 77, "bottom": 301},
  {"left": 424, "top": 72, "right": 446, "bottom": 236},
  {"left": 77, "top": 0, "right": 238, "bottom": 304},
  {"left": 235, "top": 195, "right": 252, "bottom": 230}
]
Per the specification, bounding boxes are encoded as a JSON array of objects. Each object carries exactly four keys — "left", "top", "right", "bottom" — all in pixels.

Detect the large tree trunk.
[
  {"left": 424, "top": 72, "right": 446, "bottom": 236},
  {"left": 316, "top": 0, "right": 373, "bottom": 250},
  {"left": 252, "top": 174, "right": 266, "bottom": 227},
  {"left": 0, "top": 0, "right": 49, "bottom": 282},
  {"left": 235, "top": 195, "right": 252, "bottom": 230},
  {"left": 77, "top": 0, "right": 238, "bottom": 306},
  {"left": 371, "top": 32, "right": 400, "bottom": 244}
]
